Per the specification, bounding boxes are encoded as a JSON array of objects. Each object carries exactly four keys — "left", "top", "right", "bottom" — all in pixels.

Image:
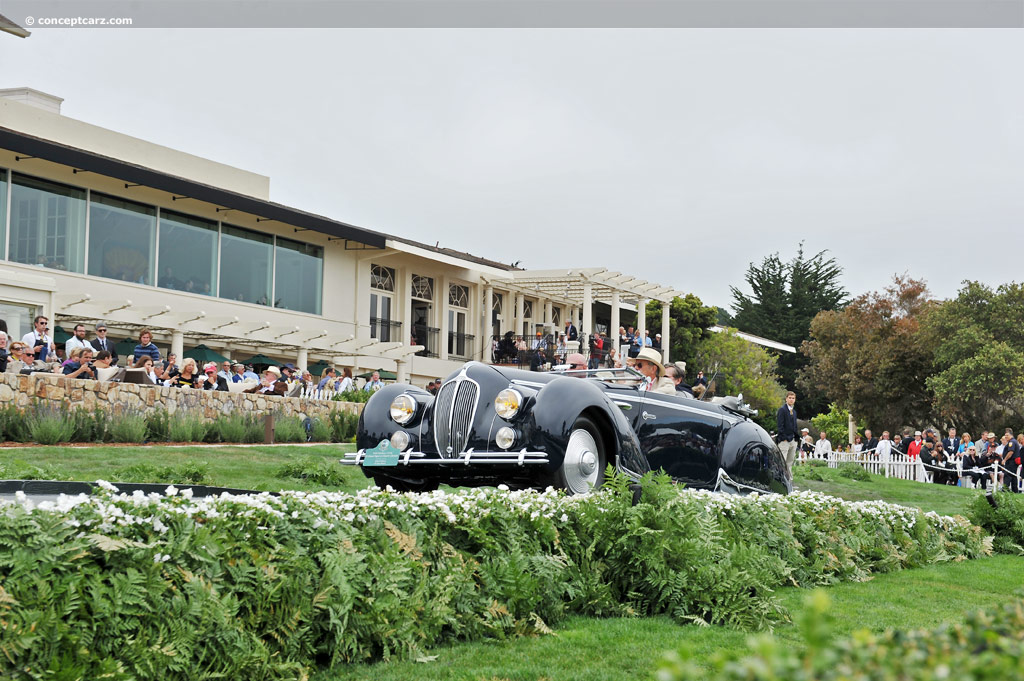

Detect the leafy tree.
[
  {"left": 644, "top": 294, "right": 718, "bottom": 372},
  {"left": 920, "top": 281, "right": 1024, "bottom": 431},
  {"left": 810, "top": 403, "right": 866, "bottom": 449},
  {"left": 730, "top": 244, "right": 848, "bottom": 412},
  {"left": 715, "top": 306, "right": 734, "bottom": 326},
  {"left": 799, "top": 276, "right": 935, "bottom": 432},
  {"left": 693, "top": 327, "right": 787, "bottom": 430}
]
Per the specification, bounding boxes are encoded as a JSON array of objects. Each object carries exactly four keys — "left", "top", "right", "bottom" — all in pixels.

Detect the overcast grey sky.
[{"left": 2, "top": 29, "right": 1021, "bottom": 309}]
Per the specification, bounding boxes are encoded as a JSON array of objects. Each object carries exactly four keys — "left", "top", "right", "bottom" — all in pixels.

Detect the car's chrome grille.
[{"left": 433, "top": 376, "right": 480, "bottom": 458}]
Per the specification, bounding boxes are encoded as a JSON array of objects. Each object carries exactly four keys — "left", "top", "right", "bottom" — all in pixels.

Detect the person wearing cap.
[
  {"left": 906, "top": 431, "right": 923, "bottom": 459},
  {"left": 230, "top": 362, "right": 246, "bottom": 383},
  {"left": 565, "top": 352, "right": 588, "bottom": 375},
  {"left": 245, "top": 365, "right": 286, "bottom": 395},
  {"left": 800, "top": 428, "right": 814, "bottom": 455},
  {"left": 280, "top": 363, "right": 298, "bottom": 388},
  {"left": 652, "top": 333, "right": 662, "bottom": 350},
  {"left": 199, "top": 362, "right": 229, "bottom": 391},
  {"left": 633, "top": 347, "right": 674, "bottom": 395},
  {"left": 664, "top": 361, "right": 694, "bottom": 397},
  {"left": 776, "top": 391, "right": 799, "bottom": 472},
  {"left": 90, "top": 323, "right": 118, "bottom": 366}
]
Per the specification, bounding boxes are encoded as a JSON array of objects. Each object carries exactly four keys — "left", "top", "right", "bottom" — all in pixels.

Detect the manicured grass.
[
  {"left": 317, "top": 555, "right": 1024, "bottom": 681},
  {"left": 792, "top": 464, "right": 982, "bottom": 517},
  {"left": 0, "top": 443, "right": 363, "bottom": 493}
]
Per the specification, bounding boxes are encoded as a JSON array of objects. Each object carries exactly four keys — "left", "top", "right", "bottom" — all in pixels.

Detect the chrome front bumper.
[{"left": 341, "top": 449, "right": 550, "bottom": 466}]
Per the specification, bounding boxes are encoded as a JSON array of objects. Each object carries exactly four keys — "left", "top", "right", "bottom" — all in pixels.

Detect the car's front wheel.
[{"left": 550, "top": 416, "right": 607, "bottom": 495}]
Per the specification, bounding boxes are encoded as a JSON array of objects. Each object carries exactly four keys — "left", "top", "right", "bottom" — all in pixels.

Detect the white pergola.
[{"left": 493, "top": 268, "right": 683, "bottom": 363}]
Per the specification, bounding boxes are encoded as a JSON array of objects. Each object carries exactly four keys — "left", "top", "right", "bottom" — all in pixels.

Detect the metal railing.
[
  {"left": 448, "top": 332, "right": 476, "bottom": 362},
  {"left": 413, "top": 326, "right": 440, "bottom": 358},
  {"left": 370, "top": 317, "right": 402, "bottom": 343}
]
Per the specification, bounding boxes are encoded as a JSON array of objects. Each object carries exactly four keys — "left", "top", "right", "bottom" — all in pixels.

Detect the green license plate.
[{"left": 363, "top": 440, "right": 401, "bottom": 466}]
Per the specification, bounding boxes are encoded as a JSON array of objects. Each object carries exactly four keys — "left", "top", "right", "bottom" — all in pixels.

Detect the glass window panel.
[
  {"left": 274, "top": 237, "right": 322, "bottom": 314},
  {"left": 371, "top": 264, "right": 395, "bottom": 291},
  {"left": 220, "top": 224, "right": 272, "bottom": 305},
  {"left": 10, "top": 174, "right": 86, "bottom": 272},
  {"left": 158, "top": 210, "right": 218, "bottom": 296},
  {"left": 0, "top": 169, "right": 7, "bottom": 260},
  {"left": 88, "top": 193, "right": 156, "bottom": 285}
]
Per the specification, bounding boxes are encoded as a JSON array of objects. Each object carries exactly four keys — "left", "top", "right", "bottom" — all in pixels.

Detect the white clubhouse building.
[{"left": 0, "top": 87, "right": 683, "bottom": 384}]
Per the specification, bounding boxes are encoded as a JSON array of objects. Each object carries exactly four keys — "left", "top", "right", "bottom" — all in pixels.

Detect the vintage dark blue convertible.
[{"left": 343, "top": 361, "right": 791, "bottom": 495}]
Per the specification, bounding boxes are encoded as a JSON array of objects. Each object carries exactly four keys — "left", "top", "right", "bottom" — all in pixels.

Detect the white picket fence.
[{"left": 795, "top": 449, "right": 1020, "bottom": 490}]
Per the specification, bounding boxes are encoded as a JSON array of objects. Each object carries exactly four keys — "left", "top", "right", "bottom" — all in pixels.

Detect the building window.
[
  {"left": 492, "top": 292, "right": 502, "bottom": 314},
  {"left": 0, "top": 169, "right": 7, "bottom": 260},
  {"left": 274, "top": 237, "right": 322, "bottom": 314},
  {"left": 0, "top": 300, "right": 36, "bottom": 342},
  {"left": 220, "top": 224, "right": 273, "bottom": 305},
  {"left": 9, "top": 174, "right": 86, "bottom": 273},
  {"left": 449, "top": 283, "right": 469, "bottom": 308},
  {"left": 448, "top": 283, "right": 472, "bottom": 360},
  {"left": 411, "top": 274, "right": 433, "bottom": 301},
  {"left": 158, "top": 210, "right": 218, "bottom": 296},
  {"left": 370, "top": 264, "right": 395, "bottom": 292},
  {"left": 552, "top": 306, "right": 560, "bottom": 326},
  {"left": 87, "top": 193, "right": 156, "bottom": 285},
  {"left": 523, "top": 299, "right": 533, "bottom": 319}
]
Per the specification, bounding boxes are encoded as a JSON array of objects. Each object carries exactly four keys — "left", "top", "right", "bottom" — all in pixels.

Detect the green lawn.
[
  {"left": 791, "top": 463, "right": 982, "bottom": 517},
  {"left": 317, "top": 555, "right": 1024, "bottom": 681},
  {"left": 0, "top": 443, "right": 363, "bottom": 493}
]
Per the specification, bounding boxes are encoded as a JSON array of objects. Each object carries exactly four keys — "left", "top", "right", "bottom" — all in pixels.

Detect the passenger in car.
[
  {"left": 634, "top": 347, "right": 675, "bottom": 395},
  {"left": 665, "top": 361, "right": 695, "bottom": 397}
]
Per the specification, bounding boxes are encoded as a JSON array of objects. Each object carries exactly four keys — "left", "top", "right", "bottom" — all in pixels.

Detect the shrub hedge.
[
  {"left": 967, "top": 490, "right": 1024, "bottom": 554},
  {"left": 657, "top": 589, "right": 1024, "bottom": 681},
  {"left": 0, "top": 403, "right": 358, "bottom": 445},
  {"left": 0, "top": 473, "right": 989, "bottom": 680}
]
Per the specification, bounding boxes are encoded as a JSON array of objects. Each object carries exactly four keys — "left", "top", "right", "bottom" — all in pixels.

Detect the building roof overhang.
[
  {"left": 496, "top": 267, "right": 682, "bottom": 306},
  {"left": 0, "top": 126, "right": 389, "bottom": 248},
  {"left": 709, "top": 325, "right": 797, "bottom": 353}
]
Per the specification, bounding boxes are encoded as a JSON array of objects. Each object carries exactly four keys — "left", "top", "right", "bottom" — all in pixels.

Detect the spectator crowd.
[
  {"left": 0, "top": 316, "right": 390, "bottom": 399},
  {"left": 799, "top": 425, "right": 1023, "bottom": 493}
]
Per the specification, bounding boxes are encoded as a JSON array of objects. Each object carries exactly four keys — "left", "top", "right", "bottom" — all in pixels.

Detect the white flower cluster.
[{"left": 0, "top": 481, "right": 965, "bottom": 548}]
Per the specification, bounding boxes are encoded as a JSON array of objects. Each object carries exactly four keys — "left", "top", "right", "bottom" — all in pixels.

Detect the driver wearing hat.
[{"left": 634, "top": 347, "right": 675, "bottom": 395}]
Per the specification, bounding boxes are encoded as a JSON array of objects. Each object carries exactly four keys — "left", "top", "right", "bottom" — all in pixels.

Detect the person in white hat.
[
  {"left": 633, "top": 347, "right": 675, "bottom": 395},
  {"left": 244, "top": 365, "right": 286, "bottom": 395}
]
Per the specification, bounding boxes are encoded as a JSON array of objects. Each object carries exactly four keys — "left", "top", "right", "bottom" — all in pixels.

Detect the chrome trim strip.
[
  {"left": 613, "top": 394, "right": 740, "bottom": 423},
  {"left": 341, "top": 450, "right": 549, "bottom": 467}
]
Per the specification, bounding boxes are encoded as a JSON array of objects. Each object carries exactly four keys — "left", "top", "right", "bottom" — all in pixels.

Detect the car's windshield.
[{"left": 551, "top": 365, "right": 645, "bottom": 386}]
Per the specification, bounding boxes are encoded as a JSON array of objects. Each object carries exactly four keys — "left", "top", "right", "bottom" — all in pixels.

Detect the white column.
[
  {"left": 637, "top": 298, "right": 647, "bottom": 345},
  {"left": 543, "top": 299, "right": 552, "bottom": 332},
  {"left": 170, "top": 331, "right": 183, "bottom": 360},
  {"left": 396, "top": 358, "right": 408, "bottom": 384},
  {"left": 355, "top": 259, "right": 372, "bottom": 340},
  {"left": 297, "top": 347, "right": 309, "bottom": 372},
  {"left": 483, "top": 286, "right": 494, "bottom": 363},
  {"left": 582, "top": 283, "right": 593, "bottom": 341},
  {"left": 401, "top": 269, "right": 413, "bottom": 346},
  {"left": 610, "top": 292, "right": 620, "bottom": 353},
  {"left": 515, "top": 293, "right": 525, "bottom": 339},
  {"left": 661, "top": 301, "right": 671, "bottom": 364},
  {"left": 439, "top": 276, "right": 449, "bottom": 361}
]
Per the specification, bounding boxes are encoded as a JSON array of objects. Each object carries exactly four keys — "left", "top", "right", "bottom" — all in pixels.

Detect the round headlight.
[
  {"left": 389, "top": 393, "right": 417, "bottom": 425},
  {"left": 390, "top": 430, "right": 410, "bottom": 451},
  {"left": 495, "top": 426, "right": 516, "bottom": 450},
  {"left": 494, "top": 389, "right": 523, "bottom": 420}
]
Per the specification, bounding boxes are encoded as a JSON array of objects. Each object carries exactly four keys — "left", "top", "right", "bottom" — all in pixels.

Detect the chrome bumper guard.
[{"left": 341, "top": 448, "right": 550, "bottom": 466}]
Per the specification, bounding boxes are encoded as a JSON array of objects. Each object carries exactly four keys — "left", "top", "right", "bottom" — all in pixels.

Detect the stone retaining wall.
[{"left": 0, "top": 372, "right": 362, "bottom": 421}]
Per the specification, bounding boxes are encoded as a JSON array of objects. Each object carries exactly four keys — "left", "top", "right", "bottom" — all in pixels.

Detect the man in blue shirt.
[{"left": 364, "top": 370, "right": 384, "bottom": 392}]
